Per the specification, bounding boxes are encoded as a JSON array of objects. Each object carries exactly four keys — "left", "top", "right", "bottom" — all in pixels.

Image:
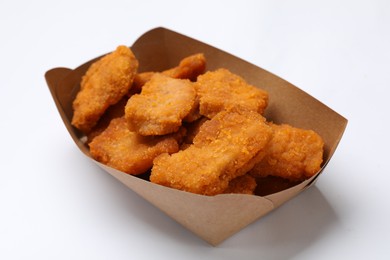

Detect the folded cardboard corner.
[{"left": 45, "top": 27, "right": 347, "bottom": 246}]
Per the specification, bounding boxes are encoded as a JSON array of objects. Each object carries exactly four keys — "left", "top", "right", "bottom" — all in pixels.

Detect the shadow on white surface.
[
  {"left": 81, "top": 159, "right": 338, "bottom": 258},
  {"left": 219, "top": 185, "right": 338, "bottom": 258},
  {"left": 88, "top": 163, "right": 209, "bottom": 246}
]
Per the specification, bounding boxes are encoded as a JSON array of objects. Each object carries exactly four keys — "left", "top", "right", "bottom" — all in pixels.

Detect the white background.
[{"left": 1, "top": 0, "right": 389, "bottom": 259}]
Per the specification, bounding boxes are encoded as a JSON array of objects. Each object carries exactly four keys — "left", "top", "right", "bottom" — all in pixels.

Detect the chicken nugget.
[
  {"left": 125, "top": 74, "right": 196, "bottom": 136},
  {"left": 86, "top": 96, "right": 127, "bottom": 143},
  {"left": 193, "top": 111, "right": 272, "bottom": 175},
  {"left": 131, "top": 72, "right": 155, "bottom": 93},
  {"left": 182, "top": 117, "right": 209, "bottom": 145},
  {"left": 131, "top": 53, "right": 206, "bottom": 92},
  {"left": 89, "top": 117, "right": 181, "bottom": 175},
  {"left": 249, "top": 123, "right": 324, "bottom": 182},
  {"left": 223, "top": 174, "right": 257, "bottom": 195},
  {"left": 195, "top": 68, "right": 269, "bottom": 118},
  {"left": 72, "top": 45, "right": 138, "bottom": 133},
  {"left": 182, "top": 96, "right": 201, "bottom": 122},
  {"left": 150, "top": 111, "right": 272, "bottom": 195},
  {"left": 163, "top": 53, "right": 206, "bottom": 81}
]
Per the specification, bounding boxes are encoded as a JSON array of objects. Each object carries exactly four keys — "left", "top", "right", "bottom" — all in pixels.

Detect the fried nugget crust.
[
  {"left": 72, "top": 46, "right": 138, "bottom": 133},
  {"left": 249, "top": 123, "right": 324, "bottom": 181},
  {"left": 163, "top": 53, "right": 206, "bottom": 81},
  {"left": 125, "top": 74, "right": 196, "bottom": 136},
  {"left": 193, "top": 111, "right": 272, "bottom": 175},
  {"left": 150, "top": 111, "right": 272, "bottom": 195},
  {"left": 131, "top": 72, "right": 155, "bottom": 93},
  {"left": 86, "top": 97, "right": 127, "bottom": 143},
  {"left": 195, "top": 68, "right": 269, "bottom": 118},
  {"left": 131, "top": 53, "right": 206, "bottom": 92},
  {"left": 89, "top": 117, "right": 180, "bottom": 175},
  {"left": 223, "top": 174, "right": 257, "bottom": 195},
  {"left": 181, "top": 117, "right": 209, "bottom": 145}
]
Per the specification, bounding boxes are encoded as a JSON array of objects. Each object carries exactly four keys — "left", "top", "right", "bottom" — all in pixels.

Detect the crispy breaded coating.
[
  {"left": 195, "top": 68, "right": 269, "bottom": 118},
  {"left": 132, "top": 53, "right": 206, "bottom": 92},
  {"left": 182, "top": 96, "right": 201, "bottom": 122},
  {"left": 249, "top": 123, "right": 324, "bottom": 182},
  {"left": 150, "top": 111, "right": 272, "bottom": 195},
  {"left": 223, "top": 174, "right": 257, "bottom": 195},
  {"left": 192, "top": 111, "right": 264, "bottom": 147},
  {"left": 131, "top": 72, "right": 155, "bottom": 93},
  {"left": 86, "top": 97, "right": 127, "bottom": 143},
  {"left": 125, "top": 74, "right": 196, "bottom": 136},
  {"left": 193, "top": 111, "right": 272, "bottom": 174},
  {"left": 163, "top": 53, "right": 206, "bottom": 81},
  {"left": 182, "top": 117, "right": 209, "bottom": 145},
  {"left": 89, "top": 117, "right": 180, "bottom": 175},
  {"left": 72, "top": 46, "right": 138, "bottom": 133}
]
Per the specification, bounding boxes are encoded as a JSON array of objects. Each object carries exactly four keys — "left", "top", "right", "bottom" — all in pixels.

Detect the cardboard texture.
[{"left": 45, "top": 27, "right": 347, "bottom": 246}]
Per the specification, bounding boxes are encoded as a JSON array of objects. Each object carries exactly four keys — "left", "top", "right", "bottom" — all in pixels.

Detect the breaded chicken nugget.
[
  {"left": 150, "top": 111, "right": 272, "bottom": 195},
  {"left": 125, "top": 74, "right": 196, "bottom": 136},
  {"left": 192, "top": 111, "right": 265, "bottom": 147},
  {"left": 72, "top": 46, "right": 138, "bottom": 133},
  {"left": 86, "top": 97, "right": 127, "bottom": 143},
  {"left": 131, "top": 72, "right": 155, "bottom": 93},
  {"left": 249, "top": 123, "right": 324, "bottom": 182},
  {"left": 223, "top": 174, "right": 257, "bottom": 195},
  {"left": 132, "top": 53, "right": 206, "bottom": 92},
  {"left": 195, "top": 68, "right": 269, "bottom": 118},
  {"left": 182, "top": 95, "right": 201, "bottom": 122},
  {"left": 89, "top": 117, "right": 181, "bottom": 175},
  {"left": 193, "top": 111, "right": 272, "bottom": 174},
  {"left": 181, "top": 117, "right": 209, "bottom": 145},
  {"left": 163, "top": 53, "right": 206, "bottom": 81}
]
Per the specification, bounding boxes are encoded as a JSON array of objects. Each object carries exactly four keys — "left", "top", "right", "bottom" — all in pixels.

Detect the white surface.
[{"left": 1, "top": 0, "right": 389, "bottom": 259}]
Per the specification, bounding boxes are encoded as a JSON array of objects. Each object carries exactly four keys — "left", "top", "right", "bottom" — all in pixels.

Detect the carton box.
[{"left": 45, "top": 27, "right": 347, "bottom": 246}]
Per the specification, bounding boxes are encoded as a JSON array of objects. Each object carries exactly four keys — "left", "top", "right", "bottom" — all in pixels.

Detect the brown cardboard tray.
[{"left": 45, "top": 27, "right": 347, "bottom": 246}]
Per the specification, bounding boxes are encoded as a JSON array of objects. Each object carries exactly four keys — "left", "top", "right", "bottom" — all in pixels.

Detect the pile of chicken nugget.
[{"left": 71, "top": 45, "right": 324, "bottom": 196}]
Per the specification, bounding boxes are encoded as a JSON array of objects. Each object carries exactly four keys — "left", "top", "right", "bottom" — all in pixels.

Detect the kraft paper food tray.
[{"left": 45, "top": 27, "right": 347, "bottom": 246}]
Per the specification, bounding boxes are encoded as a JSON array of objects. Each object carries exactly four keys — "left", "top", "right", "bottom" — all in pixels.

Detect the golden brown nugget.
[
  {"left": 163, "top": 53, "right": 206, "bottom": 81},
  {"left": 131, "top": 72, "right": 155, "bottom": 93},
  {"left": 192, "top": 111, "right": 267, "bottom": 147},
  {"left": 131, "top": 53, "right": 206, "bottom": 92},
  {"left": 195, "top": 68, "right": 269, "bottom": 118},
  {"left": 223, "top": 174, "right": 257, "bottom": 195},
  {"left": 182, "top": 96, "right": 201, "bottom": 122},
  {"left": 249, "top": 123, "right": 324, "bottom": 182},
  {"left": 125, "top": 74, "right": 196, "bottom": 136},
  {"left": 150, "top": 111, "right": 272, "bottom": 195},
  {"left": 89, "top": 117, "right": 180, "bottom": 175},
  {"left": 86, "top": 97, "right": 128, "bottom": 143},
  {"left": 72, "top": 46, "right": 138, "bottom": 133},
  {"left": 193, "top": 111, "right": 272, "bottom": 175},
  {"left": 182, "top": 117, "right": 209, "bottom": 145}
]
